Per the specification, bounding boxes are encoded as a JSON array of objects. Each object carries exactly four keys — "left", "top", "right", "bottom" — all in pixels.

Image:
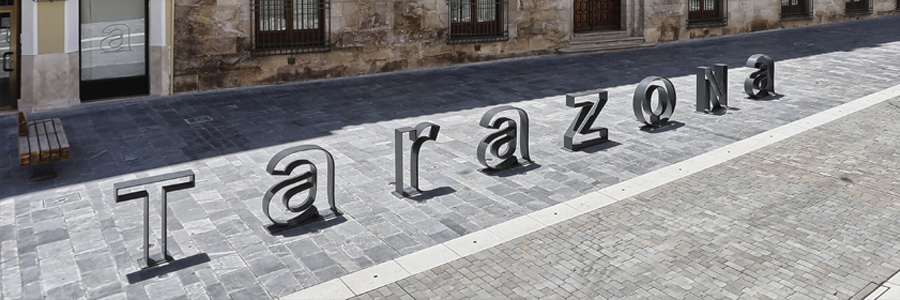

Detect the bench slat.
[
  {"left": 45, "top": 120, "right": 61, "bottom": 161},
  {"left": 34, "top": 121, "right": 51, "bottom": 164},
  {"left": 53, "top": 118, "right": 70, "bottom": 161},
  {"left": 18, "top": 135, "right": 30, "bottom": 166},
  {"left": 18, "top": 115, "right": 71, "bottom": 167},
  {"left": 27, "top": 123, "right": 40, "bottom": 166}
]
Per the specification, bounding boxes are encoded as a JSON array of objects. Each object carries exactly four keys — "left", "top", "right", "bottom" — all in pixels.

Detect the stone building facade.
[
  {"left": 172, "top": 0, "right": 898, "bottom": 93},
  {"left": 4, "top": 0, "right": 898, "bottom": 112}
]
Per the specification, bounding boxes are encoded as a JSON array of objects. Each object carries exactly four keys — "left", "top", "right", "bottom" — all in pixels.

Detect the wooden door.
[{"left": 574, "top": 0, "right": 620, "bottom": 32}]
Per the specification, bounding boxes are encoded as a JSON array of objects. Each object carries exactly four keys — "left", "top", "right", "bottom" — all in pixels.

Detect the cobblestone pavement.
[
  {"left": 357, "top": 98, "right": 900, "bottom": 299},
  {"left": 352, "top": 96, "right": 900, "bottom": 300},
  {"left": 2, "top": 15, "right": 900, "bottom": 299}
]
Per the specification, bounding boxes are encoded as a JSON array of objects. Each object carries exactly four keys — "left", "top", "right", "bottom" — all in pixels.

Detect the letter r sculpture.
[{"left": 394, "top": 122, "right": 441, "bottom": 197}]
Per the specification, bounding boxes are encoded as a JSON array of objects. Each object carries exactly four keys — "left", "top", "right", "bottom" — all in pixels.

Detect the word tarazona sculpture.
[
  {"left": 564, "top": 89, "right": 610, "bottom": 151},
  {"left": 633, "top": 76, "right": 677, "bottom": 128},
  {"left": 745, "top": 54, "right": 776, "bottom": 98},
  {"left": 696, "top": 64, "right": 728, "bottom": 113},
  {"left": 114, "top": 170, "right": 196, "bottom": 268},
  {"left": 477, "top": 106, "right": 532, "bottom": 171},
  {"left": 262, "top": 145, "right": 340, "bottom": 231},
  {"left": 242, "top": 53, "right": 775, "bottom": 228},
  {"left": 394, "top": 122, "right": 441, "bottom": 197}
]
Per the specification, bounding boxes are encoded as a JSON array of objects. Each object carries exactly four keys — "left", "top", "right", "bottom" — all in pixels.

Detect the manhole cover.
[{"left": 185, "top": 116, "right": 213, "bottom": 125}]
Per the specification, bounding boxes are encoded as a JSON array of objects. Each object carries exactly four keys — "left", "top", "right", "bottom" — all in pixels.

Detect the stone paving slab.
[
  {"left": 1, "top": 15, "right": 900, "bottom": 299},
  {"left": 351, "top": 96, "right": 900, "bottom": 299}
]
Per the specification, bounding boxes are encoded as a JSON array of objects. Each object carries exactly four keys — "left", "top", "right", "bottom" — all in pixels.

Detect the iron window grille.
[
  {"left": 687, "top": 0, "right": 727, "bottom": 28},
  {"left": 844, "top": 0, "right": 871, "bottom": 15},
  {"left": 448, "top": 0, "right": 508, "bottom": 44},
  {"left": 251, "top": 0, "right": 330, "bottom": 56},
  {"left": 781, "top": 0, "right": 813, "bottom": 20}
]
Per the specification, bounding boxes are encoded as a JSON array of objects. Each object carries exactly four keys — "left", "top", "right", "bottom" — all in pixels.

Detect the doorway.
[
  {"left": 574, "top": 0, "right": 621, "bottom": 32},
  {"left": 0, "top": 0, "right": 19, "bottom": 109},
  {"left": 80, "top": 0, "right": 148, "bottom": 101}
]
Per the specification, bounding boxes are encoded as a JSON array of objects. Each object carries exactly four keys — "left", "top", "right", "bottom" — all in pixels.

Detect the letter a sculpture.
[
  {"left": 477, "top": 106, "right": 531, "bottom": 171},
  {"left": 745, "top": 54, "right": 775, "bottom": 98},
  {"left": 262, "top": 145, "right": 340, "bottom": 232}
]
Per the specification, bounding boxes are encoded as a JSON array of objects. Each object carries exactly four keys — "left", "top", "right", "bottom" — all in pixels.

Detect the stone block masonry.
[{"left": 172, "top": 0, "right": 569, "bottom": 93}]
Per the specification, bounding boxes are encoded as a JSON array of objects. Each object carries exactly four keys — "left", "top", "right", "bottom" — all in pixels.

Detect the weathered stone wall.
[
  {"left": 173, "top": 0, "right": 571, "bottom": 93},
  {"left": 643, "top": 0, "right": 897, "bottom": 44}
]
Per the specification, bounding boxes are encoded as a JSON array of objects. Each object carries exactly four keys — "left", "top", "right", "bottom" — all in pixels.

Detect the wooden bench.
[{"left": 17, "top": 112, "right": 70, "bottom": 180}]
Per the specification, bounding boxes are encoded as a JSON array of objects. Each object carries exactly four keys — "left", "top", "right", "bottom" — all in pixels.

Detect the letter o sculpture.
[{"left": 633, "top": 76, "right": 676, "bottom": 127}]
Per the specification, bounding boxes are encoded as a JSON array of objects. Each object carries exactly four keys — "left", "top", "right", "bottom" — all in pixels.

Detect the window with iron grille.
[
  {"left": 252, "top": 0, "right": 330, "bottom": 56},
  {"left": 781, "top": 0, "right": 812, "bottom": 20},
  {"left": 448, "top": 0, "right": 508, "bottom": 44},
  {"left": 844, "top": 0, "right": 871, "bottom": 15},
  {"left": 687, "top": 0, "right": 727, "bottom": 28}
]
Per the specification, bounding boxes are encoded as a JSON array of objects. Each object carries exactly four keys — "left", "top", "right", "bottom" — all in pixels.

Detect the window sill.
[
  {"left": 447, "top": 34, "right": 509, "bottom": 45},
  {"left": 780, "top": 13, "right": 813, "bottom": 21},
  {"left": 251, "top": 44, "right": 330, "bottom": 57},
  {"left": 686, "top": 19, "right": 727, "bottom": 29},
  {"left": 844, "top": 9, "right": 872, "bottom": 16}
]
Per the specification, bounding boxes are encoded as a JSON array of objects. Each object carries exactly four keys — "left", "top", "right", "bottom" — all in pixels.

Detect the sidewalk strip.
[{"left": 281, "top": 82, "right": 900, "bottom": 300}]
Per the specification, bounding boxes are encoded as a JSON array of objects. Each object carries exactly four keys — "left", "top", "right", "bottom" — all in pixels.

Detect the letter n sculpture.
[
  {"left": 745, "top": 54, "right": 775, "bottom": 98},
  {"left": 262, "top": 145, "right": 340, "bottom": 233},
  {"left": 394, "top": 122, "right": 441, "bottom": 197},
  {"left": 696, "top": 64, "right": 727, "bottom": 113},
  {"left": 477, "top": 106, "right": 531, "bottom": 171},
  {"left": 114, "top": 170, "right": 196, "bottom": 269},
  {"left": 633, "top": 76, "right": 677, "bottom": 128},
  {"left": 564, "top": 89, "right": 609, "bottom": 151}
]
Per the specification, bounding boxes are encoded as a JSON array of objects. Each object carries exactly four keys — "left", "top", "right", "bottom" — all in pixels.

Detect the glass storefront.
[{"left": 80, "top": 0, "right": 148, "bottom": 101}]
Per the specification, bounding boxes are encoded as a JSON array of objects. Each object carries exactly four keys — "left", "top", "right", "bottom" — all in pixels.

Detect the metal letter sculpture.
[
  {"left": 564, "top": 89, "right": 609, "bottom": 151},
  {"left": 745, "top": 54, "right": 775, "bottom": 98},
  {"left": 696, "top": 64, "right": 728, "bottom": 113},
  {"left": 114, "top": 170, "right": 196, "bottom": 268},
  {"left": 633, "top": 76, "right": 677, "bottom": 127},
  {"left": 394, "top": 122, "right": 441, "bottom": 197},
  {"left": 263, "top": 145, "right": 339, "bottom": 229},
  {"left": 477, "top": 106, "right": 531, "bottom": 170}
]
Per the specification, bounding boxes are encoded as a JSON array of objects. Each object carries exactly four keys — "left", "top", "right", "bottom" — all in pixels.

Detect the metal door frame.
[{"left": 0, "top": 1, "right": 19, "bottom": 110}]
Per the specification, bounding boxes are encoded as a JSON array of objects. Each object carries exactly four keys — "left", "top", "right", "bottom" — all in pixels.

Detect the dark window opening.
[
  {"left": 448, "top": 0, "right": 508, "bottom": 44},
  {"left": 688, "top": 0, "right": 727, "bottom": 28},
  {"left": 781, "top": 0, "right": 813, "bottom": 20},
  {"left": 252, "top": 0, "right": 330, "bottom": 56},
  {"left": 845, "top": 0, "right": 871, "bottom": 15}
]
